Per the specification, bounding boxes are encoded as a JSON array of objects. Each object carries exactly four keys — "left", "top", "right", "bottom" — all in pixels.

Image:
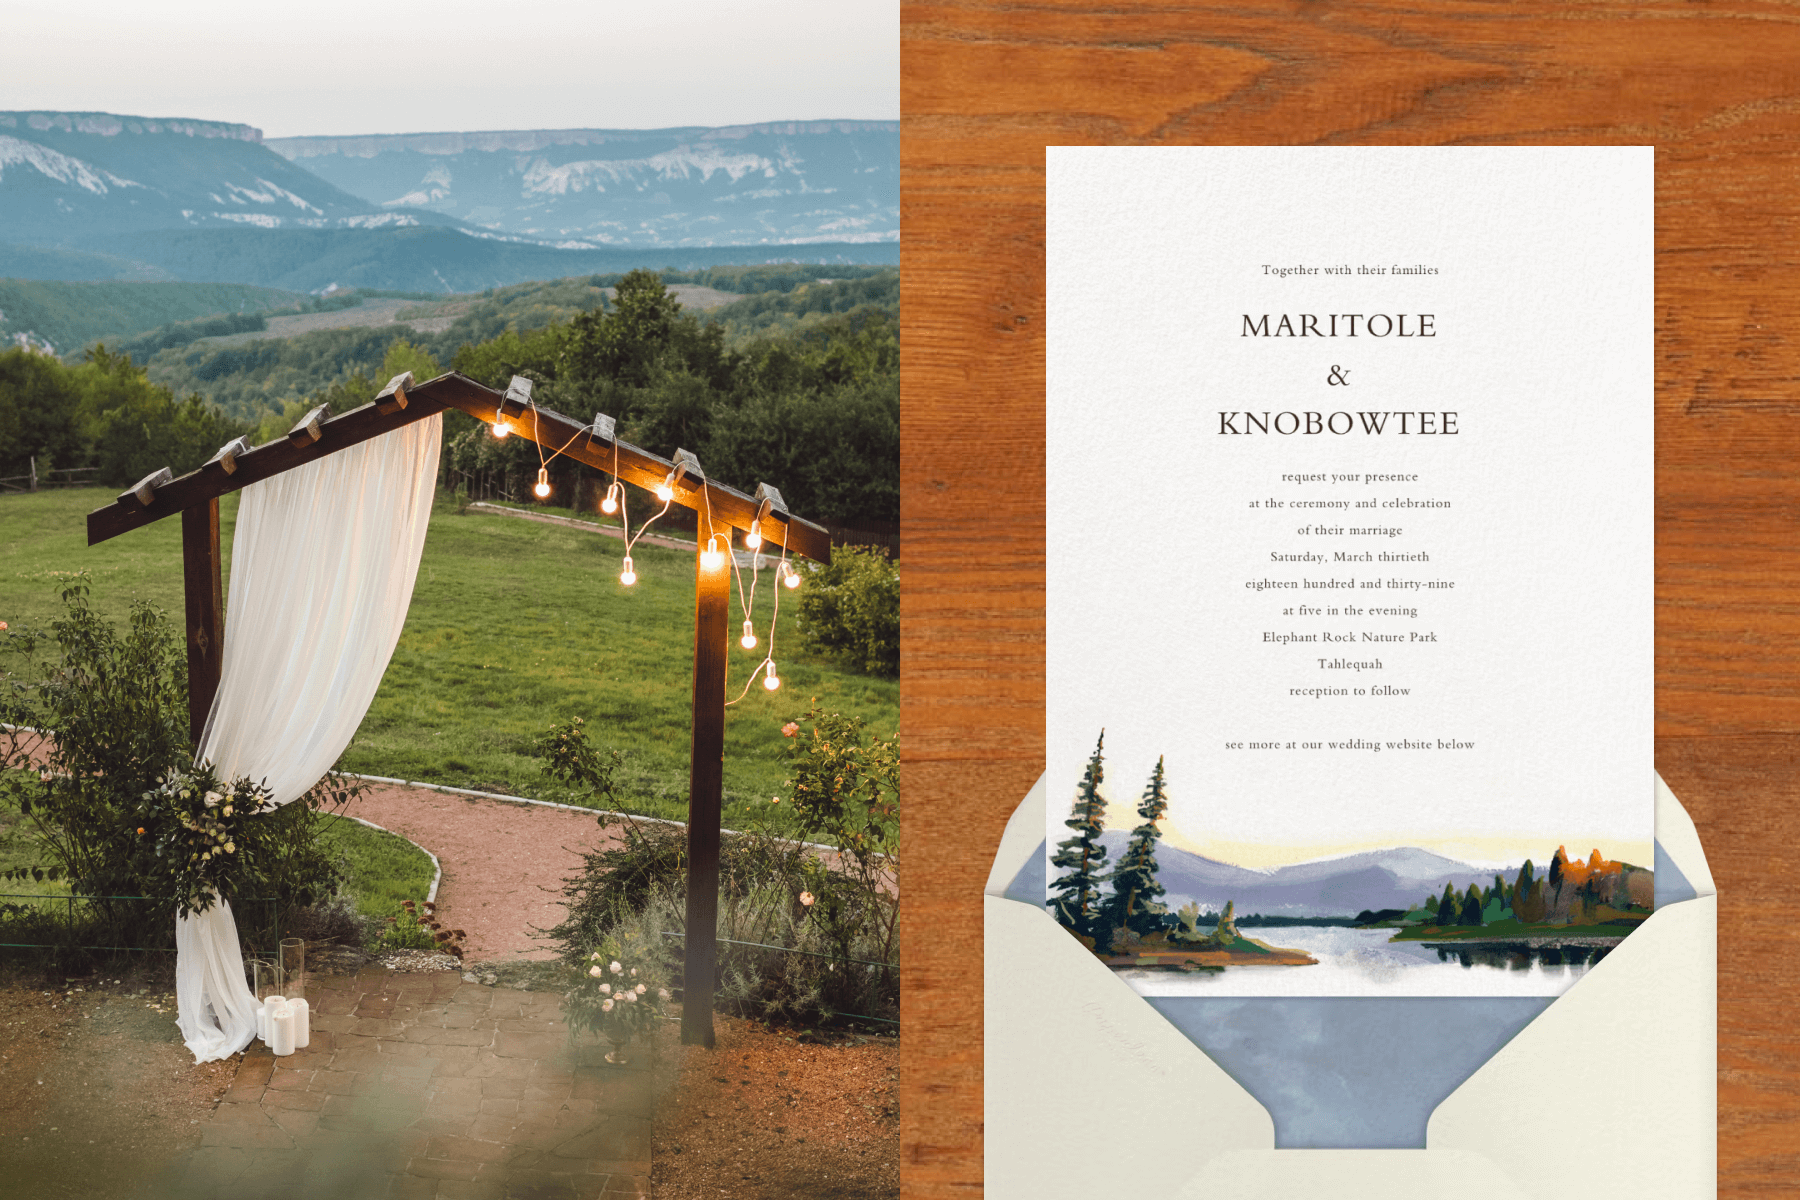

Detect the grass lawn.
[
  {"left": 314, "top": 813, "right": 436, "bottom": 924},
  {"left": 0, "top": 487, "right": 897, "bottom": 829}
]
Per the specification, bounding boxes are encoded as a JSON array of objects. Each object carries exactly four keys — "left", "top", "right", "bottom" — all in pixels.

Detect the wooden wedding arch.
[{"left": 86, "top": 370, "right": 833, "bottom": 1048}]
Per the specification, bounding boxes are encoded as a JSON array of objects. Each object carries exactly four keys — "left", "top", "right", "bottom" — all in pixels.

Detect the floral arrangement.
[
  {"left": 137, "top": 765, "right": 276, "bottom": 916},
  {"left": 563, "top": 929, "right": 670, "bottom": 1048}
]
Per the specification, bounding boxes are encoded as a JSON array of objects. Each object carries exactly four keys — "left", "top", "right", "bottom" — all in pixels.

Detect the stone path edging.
[{"left": 341, "top": 814, "right": 443, "bottom": 905}]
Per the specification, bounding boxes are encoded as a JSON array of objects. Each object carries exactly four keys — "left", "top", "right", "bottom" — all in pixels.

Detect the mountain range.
[
  {"left": 0, "top": 112, "right": 898, "bottom": 292},
  {"left": 1090, "top": 831, "right": 1516, "bottom": 918},
  {"left": 267, "top": 122, "right": 898, "bottom": 248}
]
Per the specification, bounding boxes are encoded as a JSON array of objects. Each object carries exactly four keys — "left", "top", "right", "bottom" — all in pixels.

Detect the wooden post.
[
  {"left": 28, "top": 456, "right": 36, "bottom": 493},
  {"left": 682, "top": 508, "right": 731, "bottom": 1047},
  {"left": 181, "top": 498, "right": 225, "bottom": 747}
]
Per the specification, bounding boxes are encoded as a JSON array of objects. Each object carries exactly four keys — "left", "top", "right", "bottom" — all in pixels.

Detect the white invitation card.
[{"left": 1046, "top": 147, "right": 1652, "bottom": 997}]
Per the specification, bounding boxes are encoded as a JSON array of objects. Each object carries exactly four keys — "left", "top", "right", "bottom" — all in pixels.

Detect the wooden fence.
[{"left": 0, "top": 459, "right": 102, "bottom": 494}]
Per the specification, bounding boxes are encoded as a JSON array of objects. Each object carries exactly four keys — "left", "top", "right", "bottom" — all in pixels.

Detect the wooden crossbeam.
[
  {"left": 86, "top": 372, "right": 832, "bottom": 563},
  {"left": 88, "top": 392, "right": 450, "bottom": 545}
]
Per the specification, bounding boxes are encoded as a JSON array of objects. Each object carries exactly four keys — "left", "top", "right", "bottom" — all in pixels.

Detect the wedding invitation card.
[{"left": 1046, "top": 146, "right": 1652, "bottom": 997}]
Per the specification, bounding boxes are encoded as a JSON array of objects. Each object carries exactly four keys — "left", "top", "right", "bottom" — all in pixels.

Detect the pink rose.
[{"left": 781, "top": 722, "right": 799, "bottom": 737}]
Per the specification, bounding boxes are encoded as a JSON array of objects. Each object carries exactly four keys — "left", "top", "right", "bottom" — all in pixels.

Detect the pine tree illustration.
[
  {"left": 1050, "top": 731, "right": 1110, "bottom": 943},
  {"left": 1102, "top": 755, "right": 1170, "bottom": 937}
]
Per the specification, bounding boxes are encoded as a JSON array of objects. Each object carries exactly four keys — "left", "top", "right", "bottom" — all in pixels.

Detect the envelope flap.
[
  {"left": 986, "top": 895, "right": 1273, "bottom": 1198},
  {"left": 1655, "top": 772, "right": 1714, "bottom": 896},
  {"left": 985, "top": 773, "right": 1047, "bottom": 896},
  {"left": 1427, "top": 888, "right": 1716, "bottom": 1195}
]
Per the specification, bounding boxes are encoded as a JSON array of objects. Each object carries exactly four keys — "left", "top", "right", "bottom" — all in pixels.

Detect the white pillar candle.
[
  {"left": 260, "top": 995, "right": 285, "bottom": 1046},
  {"left": 269, "top": 1002, "right": 295, "bottom": 1056},
  {"left": 290, "top": 997, "right": 310, "bottom": 1049}
]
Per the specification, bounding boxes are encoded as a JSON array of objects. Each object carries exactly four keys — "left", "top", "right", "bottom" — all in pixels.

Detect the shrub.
[
  {"left": 794, "top": 545, "right": 898, "bottom": 678},
  {"left": 0, "top": 579, "right": 350, "bottom": 948},
  {"left": 537, "top": 709, "right": 898, "bottom": 1027}
]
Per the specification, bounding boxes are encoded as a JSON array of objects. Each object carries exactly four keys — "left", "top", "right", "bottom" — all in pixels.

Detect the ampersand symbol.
[{"left": 1327, "top": 365, "right": 1350, "bottom": 386}]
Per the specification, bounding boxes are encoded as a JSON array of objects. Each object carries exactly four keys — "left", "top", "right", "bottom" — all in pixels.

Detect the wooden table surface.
[{"left": 900, "top": 5, "right": 1800, "bottom": 1195}]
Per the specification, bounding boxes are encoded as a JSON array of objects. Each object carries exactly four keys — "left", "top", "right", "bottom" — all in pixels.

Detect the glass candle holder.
[
  {"left": 279, "top": 938, "right": 306, "bottom": 1000},
  {"left": 246, "top": 958, "right": 282, "bottom": 1002}
]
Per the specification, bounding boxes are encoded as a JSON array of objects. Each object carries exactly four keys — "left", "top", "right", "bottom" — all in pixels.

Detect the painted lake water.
[{"left": 1117, "top": 925, "right": 1617, "bottom": 997}]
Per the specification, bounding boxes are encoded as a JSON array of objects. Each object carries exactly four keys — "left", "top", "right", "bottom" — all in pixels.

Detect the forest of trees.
[{"left": 0, "top": 268, "right": 898, "bottom": 527}]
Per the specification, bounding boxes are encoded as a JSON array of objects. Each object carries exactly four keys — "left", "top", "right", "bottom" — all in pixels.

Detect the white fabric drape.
[{"left": 176, "top": 416, "right": 442, "bottom": 1062}]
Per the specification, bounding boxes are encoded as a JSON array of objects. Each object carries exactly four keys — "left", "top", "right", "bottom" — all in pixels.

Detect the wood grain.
[{"left": 901, "top": 4, "right": 1800, "bottom": 1194}]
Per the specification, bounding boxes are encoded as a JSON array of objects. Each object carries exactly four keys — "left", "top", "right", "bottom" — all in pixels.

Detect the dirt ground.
[
  {"left": 0, "top": 955, "right": 898, "bottom": 1200},
  {"left": 0, "top": 958, "right": 234, "bottom": 1199},
  {"left": 650, "top": 1015, "right": 899, "bottom": 1200}
]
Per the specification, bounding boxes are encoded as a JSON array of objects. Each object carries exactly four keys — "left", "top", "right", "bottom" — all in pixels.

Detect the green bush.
[
  {"left": 795, "top": 545, "right": 899, "bottom": 678},
  {"left": 0, "top": 579, "right": 348, "bottom": 948},
  {"left": 536, "top": 708, "right": 898, "bottom": 1026}
]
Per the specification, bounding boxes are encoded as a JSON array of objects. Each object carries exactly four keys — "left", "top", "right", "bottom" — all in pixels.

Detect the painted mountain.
[
  {"left": 1089, "top": 831, "right": 1515, "bottom": 919},
  {"left": 265, "top": 122, "right": 898, "bottom": 248}
]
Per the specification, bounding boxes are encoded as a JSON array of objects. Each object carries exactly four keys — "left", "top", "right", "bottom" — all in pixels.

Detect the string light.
[
  {"left": 740, "top": 620, "right": 758, "bottom": 650},
  {"left": 619, "top": 555, "right": 637, "bottom": 587},
  {"left": 701, "top": 534, "right": 727, "bottom": 572},
  {"left": 780, "top": 561, "right": 801, "bottom": 590},
  {"left": 655, "top": 479, "right": 675, "bottom": 502},
  {"left": 533, "top": 467, "right": 550, "bottom": 499},
  {"left": 744, "top": 528, "right": 762, "bottom": 550},
  {"left": 492, "top": 416, "right": 512, "bottom": 438},
  {"left": 600, "top": 482, "right": 621, "bottom": 515},
  {"left": 763, "top": 660, "right": 781, "bottom": 691}
]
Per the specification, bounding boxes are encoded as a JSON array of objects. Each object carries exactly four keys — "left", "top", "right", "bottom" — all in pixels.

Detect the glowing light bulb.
[
  {"left": 744, "top": 528, "right": 763, "bottom": 550},
  {"left": 600, "top": 483, "right": 620, "bottom": 515},
  {"left": 492, "top": 417, "right": 512, "bottom": 439},
  {"left": 763, "top": 662, "right": 780, "bottom": 691},
  {"left": 700, "top": 536, "right": 726, "bottom": 571},
  {"left": 654, "top": 483, "right": 674, "bottom": 502},
  {"left": 782, "top": 563, "right": 801, "bottom": 590},
  {"left": 533, "top": 467, "right": 550, "bottom": 499},
  {"left": 740, "top": 620, "right": 758, "bottom": 650},
  {"left": 619, "top": 555, "right": 636, "bottom": 587}
]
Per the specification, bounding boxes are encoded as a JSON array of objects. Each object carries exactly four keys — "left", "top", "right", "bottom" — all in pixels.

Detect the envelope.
[{"left": 984, "top": 773, "right": 1715, "bottom": 1198}]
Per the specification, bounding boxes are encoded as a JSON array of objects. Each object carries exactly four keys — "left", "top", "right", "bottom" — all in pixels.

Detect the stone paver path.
[{"left": 147, "top": 968, "right": 651, "bottom": 1200}]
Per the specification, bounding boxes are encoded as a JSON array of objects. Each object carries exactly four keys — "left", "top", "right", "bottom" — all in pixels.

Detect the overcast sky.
[{"left": 0, "top": 0, "right": 896, "bottom": 138}]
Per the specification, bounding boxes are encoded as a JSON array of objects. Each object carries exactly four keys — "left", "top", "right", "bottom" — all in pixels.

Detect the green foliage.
[
  {"left": 0, "top": 344, "right": 250, "bottom": 485},
  {"left": 541, "top": 707, "right": 899, "bottom": 1027},
  {"left": 0, "top": 279, "right": 303, "bottom": 360},
  {"left": 1459, "top": 882, "right": 1484, "bottom": 926},
  {"left": 1102, "top": 757, "right": 1170, "bottom": 937},
  {"left": 0, "top": 580, "right": 349, "bottom": 944},
  {"left": 118, "top": 312, "right": 268, "bottom": 365},
  {"left": 795, "top": 546, "right": 898, "bottom": 678},
  {"left": 0, "top": 580, "right": 190, "bottom": 904},
  {"left": 0, "top": 346, "right": 85, "bottom": 480},
  {"left": 380, "top": 338, "right": 442, "bottom": 388},
  {"left": 702, "top": 271, "right": 898, "bottom": 342},
  {"left": 132, "top": 765, "right": 278, "bottom": 917},
  {"left": 1437, "top": 882, "right": 1458, "bottom": 926},
  {"left": 146, "top": 323, "right": 410, "bottom": 421},
  {"left": 374, "top": 898, "right": 464, "bottom": 957},
  {"left": 1051, "top": 732, "right": 1111, "bottom": 944}
]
